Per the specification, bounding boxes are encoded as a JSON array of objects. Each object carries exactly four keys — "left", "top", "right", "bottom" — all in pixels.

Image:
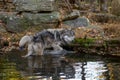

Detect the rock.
[
  {"left": 22, "top": 11, "right": 60, "bottom": 24},
  {"left": 14, "top": 0, "right": 55, "bottom": 12},
  {"left": 6, "top": 14, "right": 29, "bottom": 32},
  {"left": 22, "top": 11, "right": 60, "bottom": 29},
  {"left": 0, "top": 12, "right": 17, "bottom": 23},
  {"left": 62, "top": 10, "right": 80, "bottom": 21},
  {"left": 63, "top": 17, "right": 90, "bottom": 28},
  {"left": 0, "top": 12, "right": 60, "bottom": 32},
  {"left": 0, "top": 12, "right": 29, "bottom": 32}
]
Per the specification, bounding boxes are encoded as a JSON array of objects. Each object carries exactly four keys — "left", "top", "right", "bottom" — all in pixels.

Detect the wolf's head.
[{"left": 60, "top": 29, "right": 75, "bottom": 45}]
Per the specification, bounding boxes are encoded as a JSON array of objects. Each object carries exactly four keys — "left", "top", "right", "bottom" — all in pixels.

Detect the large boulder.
[
  {"left": 6, "top": 15, "right": 28, "bottom": 32},
  {"left": 62, "top": 10, "right": 80, "bottom": 21},
  {"left": 62, "top": 17, "right": 90, "bottom": 28},
  {"left": 0, "top": 12, "right": 24, "bottom": 32},
  {"left": 14, "top": 0, "right": 55, "bottom": 12},
  {"left": 22, "top": 11, "right": 60, "bottom": 24},
  {"left": 0, "top": 12, "right": 60, "bottom": 33},
  {"left": 22, "top": 11, "right": 60, "bottom": 29}
]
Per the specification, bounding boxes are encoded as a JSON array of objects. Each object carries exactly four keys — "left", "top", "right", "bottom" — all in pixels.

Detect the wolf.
[{"left": 19, "top": 28, "right": 75, "bottom": 58}]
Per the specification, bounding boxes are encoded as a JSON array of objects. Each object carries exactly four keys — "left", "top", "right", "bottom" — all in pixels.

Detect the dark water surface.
[{"left": 0, "top": 50, "right": 120, "bottom": 80}]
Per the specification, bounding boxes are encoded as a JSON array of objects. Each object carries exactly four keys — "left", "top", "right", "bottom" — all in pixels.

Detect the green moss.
[{"left": 73, "top": 38, "right": 95, "bottom": 47}]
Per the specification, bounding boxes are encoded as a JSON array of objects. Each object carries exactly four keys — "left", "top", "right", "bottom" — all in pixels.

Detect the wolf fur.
[{"left": 33, "top": 28, "right": 75, "bottom": 45}]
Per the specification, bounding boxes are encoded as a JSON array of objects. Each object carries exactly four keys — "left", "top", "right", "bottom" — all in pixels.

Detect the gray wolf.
[{"left": 19, "top": 28, "right": 75, "bottom": 58}]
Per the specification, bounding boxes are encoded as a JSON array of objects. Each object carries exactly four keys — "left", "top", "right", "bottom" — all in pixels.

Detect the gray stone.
[
  {"left": 22, "top": 11, "right": 60, "bottom": 24},
  {"left": 0, "top": 12, "right": 60, "bottom": 32},
  {"left": 0, "top": 12, "right": 17, "bottom": 23},
  {"left": 0, "top": 12, "right": 34, "bottom": 32},
  {"left": 6, "top": 15, "right": 29, "bottom": 32},
  {"left": 62, "top": 10, "right": 80, "bottom": 21},
  {"left": 14, "top": 0, "right": 55, "bottom": 12},
  {"left": 63, "top": 17, "right": 90, "bottom": 28},
  {"left": 0, "top": 12, "right": 25, "bottom": 32}
]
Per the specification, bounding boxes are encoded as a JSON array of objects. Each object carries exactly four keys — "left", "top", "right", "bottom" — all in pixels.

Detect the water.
[{"left": 0, "top": 50, "right": 120, "bottom": 80}]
